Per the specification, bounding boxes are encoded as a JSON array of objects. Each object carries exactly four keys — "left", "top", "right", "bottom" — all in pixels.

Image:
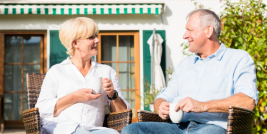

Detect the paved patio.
[{"left": 2, "top": 129, "right": 26, "bottom": 134}]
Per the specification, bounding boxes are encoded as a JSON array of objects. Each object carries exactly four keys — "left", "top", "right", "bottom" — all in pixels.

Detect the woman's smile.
[{"left": 91, "top": 46, "right": 97, "bottom": 50}]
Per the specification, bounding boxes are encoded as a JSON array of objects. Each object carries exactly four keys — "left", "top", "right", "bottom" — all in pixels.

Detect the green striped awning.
[{"left": 0, "top": 4, "right": 164, "bottom": 15}]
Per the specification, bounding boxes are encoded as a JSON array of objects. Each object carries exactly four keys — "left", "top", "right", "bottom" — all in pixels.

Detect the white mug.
[
  {"left": 169, "top": 103, "right": 183, "bottom": 123},
  {"left": 87, "top": 77, "right": 102, "bottom": 94}
]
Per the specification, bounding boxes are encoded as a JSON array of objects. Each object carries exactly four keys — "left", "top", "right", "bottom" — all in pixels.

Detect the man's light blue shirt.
[{"left": 156, "top": 43, "right": 258, "bottom": 129}]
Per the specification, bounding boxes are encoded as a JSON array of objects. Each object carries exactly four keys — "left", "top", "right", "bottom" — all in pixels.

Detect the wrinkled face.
[
  {"left": 75, "top": 34, "right": 100, "bottom": 57},
  {"left": 183, "top": 14, "right": 207, "bottom": 53}
]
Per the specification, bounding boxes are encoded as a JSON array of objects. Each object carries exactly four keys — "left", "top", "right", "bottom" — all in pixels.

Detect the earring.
[{"left": 77, "top": 48, "right": 80, "bottom": 51}]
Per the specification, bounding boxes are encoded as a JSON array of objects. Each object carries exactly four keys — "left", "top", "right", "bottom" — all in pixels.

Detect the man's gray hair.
[{"left": 187, "top": 9, "right": 221, "bottom": 38}]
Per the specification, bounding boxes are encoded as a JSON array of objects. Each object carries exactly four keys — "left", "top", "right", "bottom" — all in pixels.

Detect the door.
[
  {"left": 98, "top": 31, "right": 140, "bottom": 122},
  {"left": 0, "top": 31, "right": 47, "bottom": 129}
]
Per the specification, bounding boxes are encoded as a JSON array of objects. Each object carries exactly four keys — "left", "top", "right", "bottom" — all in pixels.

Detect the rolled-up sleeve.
[
  {"left": 233, "top": 53, "right": 259, "bottom": 105},
  {"left": 155, "top": 65, "right": 180, "bottom": 103},
  {"left": 35, "top": 67, "right": 59, "bottom": 123}
]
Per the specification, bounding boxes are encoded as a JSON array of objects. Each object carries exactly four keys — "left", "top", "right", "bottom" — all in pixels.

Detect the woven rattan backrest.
[
  {"left": 226, "top": 106, "right": 255, "bottom": 134},
  {"left": 26, "top": 73, "right": 46, "bottom": 109}
]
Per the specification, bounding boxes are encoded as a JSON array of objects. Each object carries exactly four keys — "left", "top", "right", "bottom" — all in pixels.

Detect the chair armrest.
[
  {"left": 22, "top": 108, "right": 41, "bottom": 134},
  {"left": 103, "top": 109, "right": 132, "bottom": 132},
  {"left": 227, "top": 106, "right": 255, "bottom": 134},
  {"left": 137, "top": 110, "right": 171, "bottom": 123}
]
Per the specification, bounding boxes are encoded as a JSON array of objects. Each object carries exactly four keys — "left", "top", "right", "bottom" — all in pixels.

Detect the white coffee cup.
[
  {"left": 169, "top": 103, "right": 183, "bottom": 123},
  {"left": 87, "top": 77, "right": 102, "bottom": 94}
]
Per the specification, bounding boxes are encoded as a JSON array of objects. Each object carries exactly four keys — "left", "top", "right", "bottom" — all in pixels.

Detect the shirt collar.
[
  {"left": 214, "top": 43, "right": 227, "bottom": 61},
  {"left": 60, "top": 57, "right": 99, "bottom": 68},
  {"left": 90, "top": 57, "right": 98, "bottom": 68},
  {"left": 193, "top": 43, "right": 227, "bottom": 63},
  {"left": 194, "top": 54, "right": 200, "bottom": 63}
]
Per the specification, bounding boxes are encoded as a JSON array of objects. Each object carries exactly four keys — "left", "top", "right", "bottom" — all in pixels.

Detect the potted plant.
[
  {"left": 143, "top": 67, "right": 174, "bottom": 112},
  {"left": 143, "top": 81, "right": 161, "bottom": 112}
]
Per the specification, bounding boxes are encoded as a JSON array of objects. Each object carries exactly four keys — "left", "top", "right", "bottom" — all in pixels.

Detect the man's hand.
[
  {"left": 175, "top": 97, "right": 205, "bottom": 113},
  {"left": 158, "top": 102, "right": 170, "bottom": 120}
]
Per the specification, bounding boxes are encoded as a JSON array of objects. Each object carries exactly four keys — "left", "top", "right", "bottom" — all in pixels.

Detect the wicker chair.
[
  {"left": 137, "top": 106, "right": 254, "bottom": 134},
  {"left": 22, "top": 73, "right": 132, "bottom": 134}
]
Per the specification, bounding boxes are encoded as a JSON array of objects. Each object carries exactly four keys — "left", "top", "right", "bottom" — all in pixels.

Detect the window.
[
  {"left": 97, "top": 32, "right": 140, "bottom": 122},
  {"left": 0, "top": 31, "right": 47, "bottom": 128}
]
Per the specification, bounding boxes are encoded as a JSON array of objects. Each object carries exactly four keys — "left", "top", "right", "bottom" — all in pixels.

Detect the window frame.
[
  {"left": 97, "top": 31, "right": 140, "bottom": 122},
  {"left": 0, "top": 30, "right": 47, "bottom": 129}
]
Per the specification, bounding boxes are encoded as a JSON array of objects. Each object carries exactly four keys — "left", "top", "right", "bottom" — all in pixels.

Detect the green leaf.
[
  {"left": 264, "top": 114, "right": 267, "bottom": 120},
  {"left": 255, "top": 111, "right": 260, "bottom": 117},
  {"left": 256, "top": 62, "right": 264, "bottom": 69},
  {"left": 259, "top": 92, "right": 264, "bottom": 97},
  {"left": 257, "top": 125, "right": 261, "bottom": 131},
  {"left": 238, "top": 37, "right": 243, "bottom": 44},
  {"left": 230, "top": 35, "right": 237, "bottom": 38},
  {"left": 261, "top": 101, "right": 266, "bottom": 107}
]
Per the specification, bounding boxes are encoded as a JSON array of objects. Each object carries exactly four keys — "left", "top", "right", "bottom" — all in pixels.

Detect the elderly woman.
[{"left": 35, "top": 17, "right": 129, "bottom": 134}]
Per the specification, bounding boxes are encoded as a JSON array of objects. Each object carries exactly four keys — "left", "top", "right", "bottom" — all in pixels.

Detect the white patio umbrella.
[{"left": 147, "top": 29, "right": 166, "bottom": 91}]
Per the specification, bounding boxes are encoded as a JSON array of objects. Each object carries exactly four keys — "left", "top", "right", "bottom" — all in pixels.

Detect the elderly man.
[{"left": 121, "top": 9, "right": 258, "bottom": 134}]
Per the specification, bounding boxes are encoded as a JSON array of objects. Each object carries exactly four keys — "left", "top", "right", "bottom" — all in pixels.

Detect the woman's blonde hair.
[{"left": 59, "top": 17, "right": 99, "bottom": 56}]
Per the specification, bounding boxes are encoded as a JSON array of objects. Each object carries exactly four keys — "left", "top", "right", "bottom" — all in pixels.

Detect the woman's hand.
[
  {"left": 103, "top": 78, "right": 127, "bottom": 112},
  {"left": 103, "top": 78, "right": 115, "bottom": 98},
  {"left": 72, "top": 88, "right": 102, "bottom": 103}
]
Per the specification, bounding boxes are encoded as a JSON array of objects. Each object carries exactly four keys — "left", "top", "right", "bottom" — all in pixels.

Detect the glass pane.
[
  {"left": 119, "top": 36, "right": 134, "bottom": 61},
  {"left": 122, "top": 91, "right": 135, "bottom": 118},
  {"left": 4, "top": 65, "right": 21, "bottom": 92},
  {"left": 24, "top": 36, "right": 41, "bottom": 63},
  {"left": 103, "top": 63, "right": 117, "bottom": 72},
  {"left": 4, "top": 93, "right": 22, "bottom": 120},
  {"left": 101, "top": 36, "right": 117, "bottom": 61},
  {"left": 131, "top": 90, "right": 135, "bottom": 118},
  {"left": 122, "top": 91, "right": 127, "bottom": 99},
  {"left": 23, "top": 65, "right": 40, "bottom": 91},
  {"left": 23, "top": 93, "right": 28, "bottom": 111},
  {"left": 5, "top": 36, "right": 22, "bottom": 63},
  {"left": 119, "top": 63, "right": 135, "bottom": 89}
]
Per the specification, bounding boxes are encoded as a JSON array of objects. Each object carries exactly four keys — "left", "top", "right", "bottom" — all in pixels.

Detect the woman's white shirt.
[{"left": 35, "top": 57, "right": 130, "bottom": 134}]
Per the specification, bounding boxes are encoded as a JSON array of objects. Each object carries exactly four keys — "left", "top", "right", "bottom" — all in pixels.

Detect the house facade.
[{"left": 0, "top": 0, "right": 223, "bottom": 130}]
